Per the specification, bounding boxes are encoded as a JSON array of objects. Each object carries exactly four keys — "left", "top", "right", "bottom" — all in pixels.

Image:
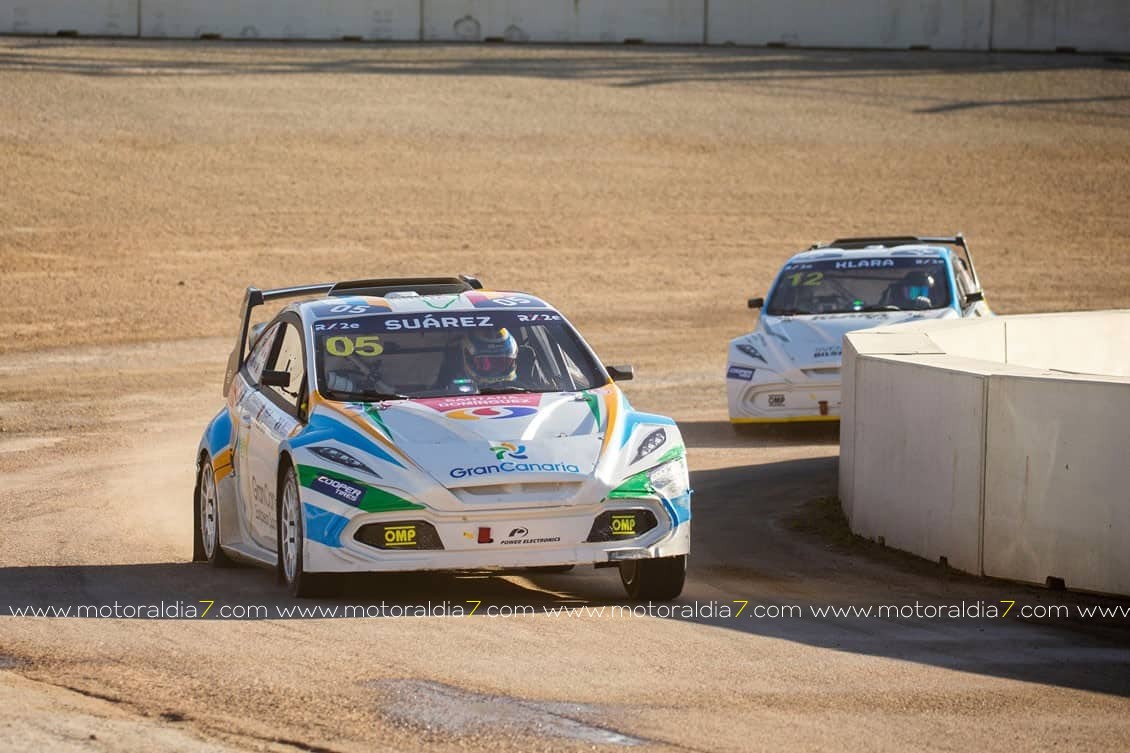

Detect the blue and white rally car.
[
  {"left": 728, "top": 235, "right": 992, "bottom": 425},
  {"left": 194, "top": 276, "right": 690, "bottom": 599}
]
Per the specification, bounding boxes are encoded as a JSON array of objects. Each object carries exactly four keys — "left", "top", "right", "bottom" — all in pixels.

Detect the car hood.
[
  {"left": 373, "top": 393, "right": 604, "bottom": 485},
  {"left": 292, "top": 388, "right": 683, "bottom": 511},
  {"left": 739, "top": 309, "right": 956, "bottom": 370}
]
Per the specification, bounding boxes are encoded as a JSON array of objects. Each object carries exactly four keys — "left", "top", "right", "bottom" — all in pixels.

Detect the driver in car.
[{"left": 462, "top": 327, "right": 520, "bottom": 387}]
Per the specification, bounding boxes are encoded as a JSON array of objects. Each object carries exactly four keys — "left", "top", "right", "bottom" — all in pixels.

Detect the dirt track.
[{"left": 1, "top": 40, "right": 1129, "bottom": 752}]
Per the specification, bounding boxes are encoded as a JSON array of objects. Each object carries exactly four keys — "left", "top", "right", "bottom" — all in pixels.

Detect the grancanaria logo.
[{"left": 491, "top": 442, "right": 528, "bottom": 460}]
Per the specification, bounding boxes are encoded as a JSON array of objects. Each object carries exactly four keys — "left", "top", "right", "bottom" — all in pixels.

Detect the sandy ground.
[{"left": 1, "top": 39, "right": 1129, "bottom": 752}]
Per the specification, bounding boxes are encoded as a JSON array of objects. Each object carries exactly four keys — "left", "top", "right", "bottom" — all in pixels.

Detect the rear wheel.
[
  {"left": 195, "top": 456, "right": 232, "bottom": 567},
  {"left": 278, "top": 463, "right": 334, "bottom": 598},
  {"left": 619, "top": 555, "right": 686, "bottom": 601}
]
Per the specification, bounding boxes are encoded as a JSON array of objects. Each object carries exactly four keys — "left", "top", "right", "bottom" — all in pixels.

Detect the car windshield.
[
  {"left": 766, "top": 257, "right": 952, "bottom": 315},
  {"left": 312, "top": 310, "right": 605, "bottom": 401}
]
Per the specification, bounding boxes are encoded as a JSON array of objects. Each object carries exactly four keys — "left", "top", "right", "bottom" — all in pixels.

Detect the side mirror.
[
  {"left": 261, "top": 370, "right": 291, "bottom": 388},
  {"left": 965, "top": 290, "right": 984, "bottom": 304},
  {"left": 605, "top": 365, "right": 635, "bottom": 382},
  {"left": 747, "top": 297, "right": 765, "bottom": 309}
]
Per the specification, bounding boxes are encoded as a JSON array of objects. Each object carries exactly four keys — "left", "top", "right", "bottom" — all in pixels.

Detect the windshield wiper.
[
  {"left": 767, "top": 309, "right": 815, "bottom": 316},
  {"left": 477, "top": 386, "right": 534, "bottom": 395},
  {"left": 857, "top": 305, "right": 901, "bottom": 312},
  {"left": 344, "top": 389, "right": 410, "bottom": 402}
]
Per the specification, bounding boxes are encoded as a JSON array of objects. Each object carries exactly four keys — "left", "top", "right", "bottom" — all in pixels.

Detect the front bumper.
[{"left": 303, "top": 497, "right": 690, "bottom": 573}]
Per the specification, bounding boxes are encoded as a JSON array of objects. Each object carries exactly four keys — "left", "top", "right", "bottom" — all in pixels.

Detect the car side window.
[
  {"left": 954, "top": 260, "right": 975, "bottom": 306},
  {"left": 264, "top": 323, "right": 306, "bottom": 415},
  {"left": 244, "top": 323, "right": 280, "bottom": 386}
]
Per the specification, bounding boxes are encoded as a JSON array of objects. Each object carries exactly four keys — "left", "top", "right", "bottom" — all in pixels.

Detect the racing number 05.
[{"left": 324, "top": 335, "right": 383, "bottom": 357}]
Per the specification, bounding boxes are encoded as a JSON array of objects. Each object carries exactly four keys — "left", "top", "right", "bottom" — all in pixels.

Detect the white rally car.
[
  {"left": 195, "top": 276, "right": 690, "bottom": 599},
  {"left": 728, "top": 235, "right": 992, "bottom": 425}
]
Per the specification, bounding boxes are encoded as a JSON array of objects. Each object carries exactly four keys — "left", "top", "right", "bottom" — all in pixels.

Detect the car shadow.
[{"left": 679, "top": 418, "right": 840, "bottom": 449}]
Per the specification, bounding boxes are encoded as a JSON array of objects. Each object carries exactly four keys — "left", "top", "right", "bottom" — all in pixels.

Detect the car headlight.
[{"left": 647, "top": 455, "right": 689, "bottom": 500}]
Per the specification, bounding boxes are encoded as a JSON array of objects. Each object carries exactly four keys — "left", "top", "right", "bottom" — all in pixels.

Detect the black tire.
[
  {"left": 619, "top": 555, "right": 686, "bottom": 601},
  {"left": 525, "top": 565, "right": 575, "bottom": 574},
  {"left": 195, "top": 454, "right": 232, "bottom": 567},
  {"left": 277, "top": 463, "right": 335, "bottom": 598}
]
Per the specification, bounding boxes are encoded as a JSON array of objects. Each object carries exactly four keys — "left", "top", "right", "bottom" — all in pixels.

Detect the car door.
[
  {"left": 246, "top": 316, "right": 308, "bottom": 551},
  {"left": 234, "top": 322, "right": 281, "bottom": 540}
]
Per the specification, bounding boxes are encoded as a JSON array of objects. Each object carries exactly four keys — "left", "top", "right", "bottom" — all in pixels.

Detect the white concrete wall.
[
  {"left": 2, "top": 0, "right": 1126, "bottom": 50},
  {"left": 141, "top": 0, "right": 418, "bottom": 40},
  {"left": 421, "top": 0, "right": 705, "bottom": 43},
  {"left": 983, "top": 374, "right": 1130, "bottom": 595},
  {"left": 841, "top": 310, "right": 1130, "bottom": 596},
  {"left": 706, "top": 0, "right": 993, "bottom": 49},
  {"left": 1, "top": 1, "right": 138, "bottom": 36},
  {"left": 1002, "top": 311, "right": 1130, "bottom": 377},
  {"left": 992, "top": 0, "right": 1130, "bottom": 52},
  {"left": 844, "top": 353, "right": 989, "bottom": 574}
]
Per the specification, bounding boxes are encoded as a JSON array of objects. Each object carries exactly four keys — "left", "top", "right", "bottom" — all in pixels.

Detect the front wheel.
[
  {"left": 277, "top": 464, "right": 334, "bottom": 598},
  {"left": 619, "top": 555, "right": 686, "bottom": 601},
  {"left": 195, "top": 456, "right": 231, "bottom": 567}
]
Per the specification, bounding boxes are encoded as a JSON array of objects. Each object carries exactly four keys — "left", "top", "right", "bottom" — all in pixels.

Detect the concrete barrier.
[
  {"left": 706, "top": 0, "right": 992, "bottom": 49},
  {"left": 984, "top": 374, "right": 1130, "bottom": 595},
  {"left": 991, "top": 0, "right": 1130, "bottom": 52},
  {"left": 421, "top": 0, "right": 705, "bottom": 44},
  {"left": 841, "top": 311, "right": 1130, "bottom": 596},
  {"left": 2, "top": 0, "right": 1126, "bottom": 50},
  {"left": 141, "top": 0, "right": 418, "bottom": 40},
  {"left": 1, "top": 1, "right": 138, "bottom": 36}
]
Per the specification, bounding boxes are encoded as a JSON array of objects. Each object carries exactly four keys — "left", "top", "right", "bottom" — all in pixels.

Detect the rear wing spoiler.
[
  {"left": 811, "top": 234, "right": 981, "bottom": 291},
  {"left": 221, "top": 275, "right": 483, "bottom": 395}
]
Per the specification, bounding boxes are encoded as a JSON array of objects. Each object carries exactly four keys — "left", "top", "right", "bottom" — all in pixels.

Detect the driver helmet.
[
  {"left": 463, "top": 327, "right": 518, "bottom": 385},
  {"left": 898, "top": 270, "right": 936, "bottom": 306}
]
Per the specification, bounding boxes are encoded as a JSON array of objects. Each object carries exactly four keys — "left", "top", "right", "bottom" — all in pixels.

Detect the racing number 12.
[
  {"left": 325, "top": 335, "right": 383, "bottom": 357},
  {"left": 787, "top": 272, "right": 824, "bottom": 287}
]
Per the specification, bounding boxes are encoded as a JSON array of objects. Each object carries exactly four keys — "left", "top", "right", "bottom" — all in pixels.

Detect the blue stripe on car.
[{"left": 303, "top": 503, "right": 350, "bottom": 548}]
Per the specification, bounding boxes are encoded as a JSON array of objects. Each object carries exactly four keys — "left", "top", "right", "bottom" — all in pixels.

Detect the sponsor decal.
[
  {"left": 416, "top": 393, "right": 541, "bottom": 421},
  {"left": 768, "top": 394, "right": 786, "bottom": 407},
  {"left": 448, "top": 406, "right": 537, "bottom": 420},
  {"left": 611, "top": 514, "right": 637, "bottom": 537},
  {"left": 477, "top": 527, "right": 493, "bottom": 544},
  {"left": 812, "top": 347, "right": 842, "bottom": 359},
  {"left": 500, "top": 535, "right": 561, "bottom": 546},
  {"left": 383, "top": 525, "right": 418, "bottom": 548},
  {"left": 492, "top": 442, "right": 528, "bottom": 460},
  {"left": 834, "top": 259, "right": 895, "bottom": 269},
  {"left": 308, "top": 446, "right": 379, "bottom": 476},
  {"left": 631, "top": 428, "right": 667, "bottom": 464},
  {"left": 311, "top": 475, "right": 364, "bottom": 504},
  {"left": 727, "top": 365, "right": 755, "bottom": 382},
  {"left": 310, "top": 299, "right": 391, "bottom": 317},
  {"left": 450, "top": 461, "right": 582, "bottom": 479},
  {"left": 382, "top": 314, "right": 494, "bottom": 331},
  {"left": 465, "top": 292, "right": 549, "bottom": 309},
  {"left": 508, "top": 527, "right": 529, "bottom": 538}
]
